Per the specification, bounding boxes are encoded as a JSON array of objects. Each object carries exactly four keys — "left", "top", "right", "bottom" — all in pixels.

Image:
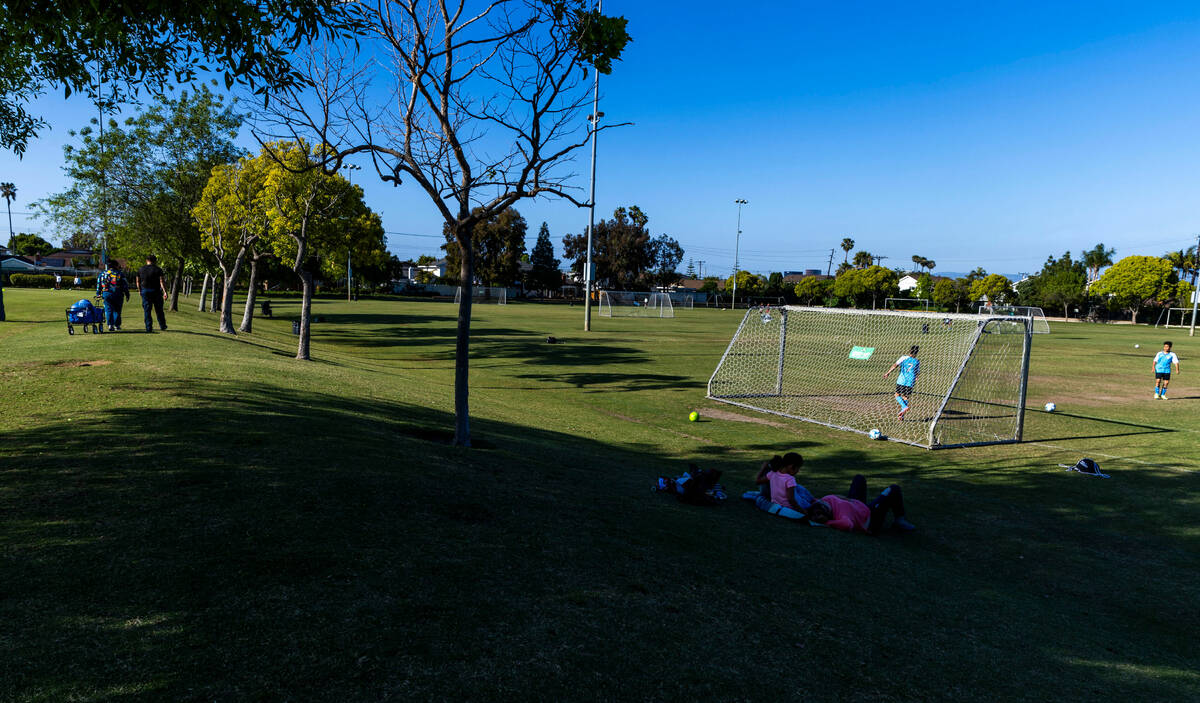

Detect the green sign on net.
[{"left": 848, "top": 346, "right": 875, "bottom": 360}]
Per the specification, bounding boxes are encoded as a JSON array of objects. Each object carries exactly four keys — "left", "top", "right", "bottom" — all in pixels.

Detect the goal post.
[
  {"left": 976, "top": 304, "right": 1049, "bottom": 334},
  {"left": 885, "top": 297, "right": 930, "bottom": 311},
  {"left": 597, "top": 291, "right": 675, "bottom": 318},
  {"left": 455, "top": 286, "right": 507, "bottom": 304},
  {"left": 707, "top": 306, "right": 1032, "bottom": 449},
  {"left": 1155, "top": 307, "right": 1198, "bottom": 328}
]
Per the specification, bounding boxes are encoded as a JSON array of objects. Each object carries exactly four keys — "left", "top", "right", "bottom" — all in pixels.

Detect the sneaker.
[
  {"left": 1154, "top": 393, "right": 1161, "bottom": 399},
  {"left": 898, "top": 406, "right": 909, "bottom": 420},
  {"left": 893, "top": 517, "right": 916, "bottom": 532},
  {"left": 1161, "top": 395, "right": 1168, "bottom": 401}
]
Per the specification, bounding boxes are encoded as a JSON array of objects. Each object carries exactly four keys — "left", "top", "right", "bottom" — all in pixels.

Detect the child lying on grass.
[{"left": 806, "top": 474, "right": 916, "bottom": 534}]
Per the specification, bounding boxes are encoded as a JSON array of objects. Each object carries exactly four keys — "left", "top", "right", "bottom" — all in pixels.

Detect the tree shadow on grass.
[
  {"left": 1, "top": 379, "right": 1198, "bottom": 701},
  {"left": 512, "top": 371, "right": 703, "bottom": 392}
]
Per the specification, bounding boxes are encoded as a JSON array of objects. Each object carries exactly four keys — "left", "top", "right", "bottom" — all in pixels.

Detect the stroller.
[{"left": 66, "top": 298, "right": 106, "bottom": 335}]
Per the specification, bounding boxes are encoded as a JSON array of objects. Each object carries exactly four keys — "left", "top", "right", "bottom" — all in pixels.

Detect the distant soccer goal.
[
  {"left": 977, "top": 304, "right": 1050, "bottom": 334},
  {"left": 885, "top": 297, "right": 930, "bottom": 311},
  {"left": 708, "top": 306, "right": 1032, "bottom": 449},
  {"left": 679, "top": 295, "right": 694, "bottom": 310},
  {"left": 1154, "top": 307, "right": 1198, "bottom": 328},
  {"left": 598, "top": 291, "right": 674, "bottom": 318},
  {"left": 455, "top": 286, "right": 507, "bottom": 305},
  {"left": 706, "top": 294, "right": 726, "bottom": 308}
]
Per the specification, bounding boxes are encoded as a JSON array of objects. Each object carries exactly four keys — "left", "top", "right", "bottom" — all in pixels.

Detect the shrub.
[{"left": 9, "top": 274, "right": 56, "bottom": 288}]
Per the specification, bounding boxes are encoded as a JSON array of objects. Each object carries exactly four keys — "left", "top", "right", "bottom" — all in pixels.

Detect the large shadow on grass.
[
  {"left": 1, "top": 379, "right": 1198, "bottom": 701},
  {"left": 1023, "top": 409, "right": 1177, "bottom": 442}
]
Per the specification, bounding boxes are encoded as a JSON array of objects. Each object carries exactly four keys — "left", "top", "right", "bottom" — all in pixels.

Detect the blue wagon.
[{"left": 66, "top": 298, "right": 106, "bottom": 335}]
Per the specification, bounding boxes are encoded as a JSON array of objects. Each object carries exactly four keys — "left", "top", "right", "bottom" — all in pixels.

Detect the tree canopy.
[
  {"left": 442, "top": 208, "right": 527, "bottom": 287},
  {"left": 0, "top": 0, "right": 360, "bottom": 156},
  {"left": 562, "top": 206, "right": 683, "bottom": 290},
  {"left": 7, "top": 232, "right": 56, "bottom": 256},
  {"left": 1091, "top": 255, "right": 1176, "bottom": 323}
]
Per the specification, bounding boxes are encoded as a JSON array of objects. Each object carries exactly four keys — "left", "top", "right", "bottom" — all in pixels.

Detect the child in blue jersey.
[
  {"left": 1153, "top": 341, "right": 1180, "bottom": 399},
  {"left": 884, "top": 345, "right": 921, "bottom": 420}
]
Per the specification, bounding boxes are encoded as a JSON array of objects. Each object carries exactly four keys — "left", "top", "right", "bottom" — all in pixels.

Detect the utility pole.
[
  {"left": 582, "top": 0, "right": 603, "bottom": 332},
  {"left": 732, "top": 199, "right": 748, "bottom": 308},
  {"left": 873, "top": 255, "right": 888, "bottom": 267},
  {"left": 826, "top": 248, "right": 835, "bottom": 276},
  {"left": 1190, "top": 232, "right": 1199, "bottom": 337},
  {"left": 698, "top": 260, "right": 705, "bottom": 278}
]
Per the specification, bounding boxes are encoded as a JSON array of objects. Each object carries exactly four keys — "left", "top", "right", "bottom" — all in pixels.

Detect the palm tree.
[
  {"left": 1165, "top": 246, "right": 1198, "bottom": 286},
  {"left": 852, "top": 250, "right": 873, "bottom": 269},
  {"left": 840, "top": 237, "right": 854, "bottom": 264},
  {"left": 1, "top": 182, "right": 14, "bottom": 249},
  {"left": 911, "top": 254, "right": 923, "bottom": 272},
  {"left": 1082, "top": 243, "right": 1115, "bottom": 282}
]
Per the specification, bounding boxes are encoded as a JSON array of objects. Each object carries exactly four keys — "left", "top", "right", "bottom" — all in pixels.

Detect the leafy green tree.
[
  {"left": 7, "top": 232, "right": 55, "bottom": 256},
  {"left": 193, "top": 153, "right": 271, "bottom": 334},
  {"left": 834, "top": 265, "right": 898, "bottom": 308},
  {"left": 529, "top": 222, "right": 561, "bottom": 294},
  {"left": 0, "top": 0, "right": 361, "bottom": 156},
  {"left": 725, "top": 270, "right": 765, "bottom": 298},
  {"left": 793, "top": 276, "right": 832, "bottom": 305},
  {"left": 648, "top": 234, "right": 684, "bottom": 288},
  {"left": 698, "top": 277, "right": 720, "bottom": 294},
  {"left": 1028, "top": 251, "right": 1086, "bottom": 319},
  {"left": 260, "top": 142, "right": 361, "bottom": 359},
  {"left": 563, "top": 206, "right": 651, "bottom": 289},
  {"left": 1091, "top": 255, "right": 1176, "bottom": 323},
  {"left": 34, "top": 86, "right": 244, "bottom": 311},
  {"left": 764, "top": 272, "right": 785, "bottom": 298},
  {"left": 970, "top": 274, "right": 1013, "bottom": 307},
  {"left": 443, "top": 207, "right": 527, "bottom": 287},
  {"left": 915, "top": 273, "right": 934, "bottom": 301},
  {"left": 933, "top": 278, "right": 971, "bottom": 312}
]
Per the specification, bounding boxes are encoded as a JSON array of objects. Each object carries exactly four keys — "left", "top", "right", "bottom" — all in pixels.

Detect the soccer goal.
[
  {"left": 885, "top": 297, "right": 930, "bottom": 311},
  {"left": 598, "top": 291, "right": 674, "bottom": 318},
  {"left": 707, "top": 306, "right": 1033, "bottom": 449},
  {"left": 455, "top": 286, "right": 507, "bottom": 304},
  {"left": 1154, "top": 307, "right": 1198, "bottom": 328},
  {"left": 977, "top": 304, "right": 1050, "bottom": 334}
]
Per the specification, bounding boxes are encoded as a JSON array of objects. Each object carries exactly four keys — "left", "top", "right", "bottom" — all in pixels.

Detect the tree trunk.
[
  {"left": 1131, "top": 308, "right": 1138, "bottom": 325},
  {"left": 198, "top": 273, "right": 210, "bottom": 312},
  {"left": 168, "top": 259, "right": 185, "bottom": 312},
  {"left": 453, "top": 230, "right": 475, "bottom": 447},
  {"left": 1064, "top": 303, "right": 1069, "bottom": 320},
  {"left": 240, "top": 255, "right": 260, "bottom": 333},
  {"left": 211, "top": 275, "right": 222, "bottom": 312},
  {"left": 292, "top": 239, "right": 313, "bottom": 361},
  {"left": 219, "top": 247, "right": 249, "bottom": 334}
]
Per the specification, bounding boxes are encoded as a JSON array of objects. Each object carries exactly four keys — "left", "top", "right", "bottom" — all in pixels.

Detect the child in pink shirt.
[
  {"left": 743, "top": 453, "right": 816, "bottom": 520},
  {"left": 808, "top": 474, "right": 915, "bottom": 534}
]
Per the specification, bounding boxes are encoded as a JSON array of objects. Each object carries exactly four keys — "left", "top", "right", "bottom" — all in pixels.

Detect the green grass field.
[{"left": 1, "top": 288, "right": 1197, "bottom": 701}]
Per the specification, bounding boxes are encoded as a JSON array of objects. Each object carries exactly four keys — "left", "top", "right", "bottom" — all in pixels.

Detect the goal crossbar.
[
  {"left": 707, "top": 306, "right": 1032, "bottom": 449},
  {"left": 977, "top": 304, "right": 1050, "bottom": 334}
]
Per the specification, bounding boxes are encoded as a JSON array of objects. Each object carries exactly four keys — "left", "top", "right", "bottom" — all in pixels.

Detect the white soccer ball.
[
  {"left": 868, "top": 428, "right": 882, "bottom": 440},
  {"left": 1044, "top": 402, "right": 1056, "bottom": 412},
  {"left": 1135, "top": 344, "right": 1140, "bottom": 349}
]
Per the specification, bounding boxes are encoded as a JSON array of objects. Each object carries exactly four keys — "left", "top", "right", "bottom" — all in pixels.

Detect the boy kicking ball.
[
  {"left": 884, "top": 345, "right": 921, "bottom": 419},
  {"left": 1153, "top": 341, "right": 1180, "bottom": 400}
]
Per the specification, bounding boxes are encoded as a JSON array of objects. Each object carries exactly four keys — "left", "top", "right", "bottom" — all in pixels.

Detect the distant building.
[{"left": 899, "top": 275, "right": 919, "bottom": 292}]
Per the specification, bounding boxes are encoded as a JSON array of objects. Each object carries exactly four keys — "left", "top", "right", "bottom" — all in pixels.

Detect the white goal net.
[
  {"left": 885, "top": 297, "right": 930, "bottom": 311},
  {"left": 708, "top": 306, "right": 1032, "bottom": 449},
  {"left": 598, "top": 291, "right": 674, "bottom": 318},
  {"left": 455, "top": 286, "right": 507, "bottom": 304},
  {"left": 1155, "top": 307, "right": 1198, "bottom": 328},
  {"left": 977, "top": 304, "right": 1049, "bottom": 334}
]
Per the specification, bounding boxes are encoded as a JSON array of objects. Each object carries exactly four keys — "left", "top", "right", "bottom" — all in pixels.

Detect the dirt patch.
[
  {"left": 703, "top": 407, "right": 791, "bottom": 429},
  {"left": 52, "top": 360, "right": 113, "bottom": 368}
]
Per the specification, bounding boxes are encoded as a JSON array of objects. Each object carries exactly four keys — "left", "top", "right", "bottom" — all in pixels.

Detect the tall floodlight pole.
[
  {"left": 1190, "top": 232, "right": 1199, "bottom": 337},
  {"left": 583, "top": 0, "right": 603, "bottom": 332},
  {"left": 732, "top": 199, "right": 748, "bottom": 308}
]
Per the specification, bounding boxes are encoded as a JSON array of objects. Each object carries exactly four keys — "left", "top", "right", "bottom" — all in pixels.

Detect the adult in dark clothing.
[
  {"left": 97, "top": 262, "right": 131, "bottom": 330},
  {"left": 135, "top": 255, "right": 169, "bottom": 332}
]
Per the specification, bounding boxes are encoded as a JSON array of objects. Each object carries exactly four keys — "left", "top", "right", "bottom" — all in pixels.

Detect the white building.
[{"left": 898, "top": 274, "right": 919, "bottom": 292}]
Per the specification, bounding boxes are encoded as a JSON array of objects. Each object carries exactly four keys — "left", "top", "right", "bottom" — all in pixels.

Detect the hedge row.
[{"left": 8, "top": 274, "right": 98, "bottom": 289}]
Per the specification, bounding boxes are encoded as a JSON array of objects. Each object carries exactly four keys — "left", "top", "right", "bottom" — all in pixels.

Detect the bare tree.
[{"left": 256, "top": 0, "right": 630, "bottom": 446}]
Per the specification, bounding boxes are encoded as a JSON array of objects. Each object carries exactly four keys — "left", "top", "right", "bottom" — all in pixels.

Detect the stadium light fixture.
[{"left": 732, "top": 199, "right": 748, "bottom": 309}]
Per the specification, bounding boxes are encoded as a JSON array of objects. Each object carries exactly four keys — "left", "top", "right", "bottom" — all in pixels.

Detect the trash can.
[{"left": 292, "top": 320, "right": 300, "bottom": 335}]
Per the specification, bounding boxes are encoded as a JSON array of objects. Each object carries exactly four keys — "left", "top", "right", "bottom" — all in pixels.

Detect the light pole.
[
  {"left": 582, "top": 3, "right": 603, "bottom": 332},
  {"left": 342, "top": 164, "right": 361, "bottom": 302},
  {"left": 732, "top": 199, "right": 747, "bottom": 308}
]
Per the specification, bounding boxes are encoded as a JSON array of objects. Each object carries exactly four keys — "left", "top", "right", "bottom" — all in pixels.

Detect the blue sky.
[{"left": 4, "top": 1, "right": 1200, "bottom": 277}]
